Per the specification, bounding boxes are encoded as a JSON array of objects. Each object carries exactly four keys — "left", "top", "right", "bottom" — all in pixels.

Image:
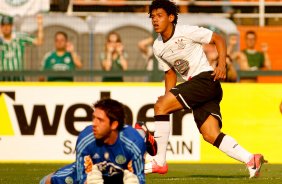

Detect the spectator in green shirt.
[
  {"left": 40, "top": 31, "right": 82, "bottom": 82},
  {"left": 241, "top": 30, "right": 271, "bottom": 71},
  {"left": 100, "top": 31, "right": 128, "bottom": 82},
  {"left": 0, "top": 15, "right": 44, "bottom": 81},
  {"left": 239, "top": 31, "right": 272, "bottom": 82}
]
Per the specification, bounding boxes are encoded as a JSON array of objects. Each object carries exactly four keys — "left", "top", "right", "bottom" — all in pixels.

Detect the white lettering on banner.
[{"left": 0, "top": 85, "right": 200, "bottom": 162}]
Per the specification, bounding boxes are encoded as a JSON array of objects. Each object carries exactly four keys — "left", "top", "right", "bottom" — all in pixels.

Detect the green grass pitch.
[{"left": 0, "top": 163, "right": 281, "bottom": 184}]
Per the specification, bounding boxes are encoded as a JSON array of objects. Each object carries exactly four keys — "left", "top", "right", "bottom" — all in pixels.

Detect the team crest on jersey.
[
  {"left": 65, "top": 176, "right": 73, "bottom": 184},
  {"left": 51, "top": 59, "right": 56, "bottom": 64},
  {"left": 104, "top": 152, "right": 110, "bottom": 160},
  {"left": 174, "top": 59, "right": 189, "bottom": 76},
  {"left": 93, "top": 153, "right": 100, "bottom": 159},
  {"left": 64, "top": 57, "right": 71, "bottom": 64},
  {"left": 175, "top": 39, "right": 186, "bottom": 49},
  {"left": 115, "top": 154, "right": 127, "bottom": 164}
]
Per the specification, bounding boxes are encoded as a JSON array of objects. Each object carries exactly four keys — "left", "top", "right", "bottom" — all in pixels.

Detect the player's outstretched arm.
[{"left": 210, "top": 32, "right": 227, "bottom": 81}]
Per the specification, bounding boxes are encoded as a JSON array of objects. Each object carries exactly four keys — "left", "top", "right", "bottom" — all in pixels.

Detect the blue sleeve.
[
  {"left": 120, "top": 127, "right": 146, "bottom": 184},
  {"left": 75, "top": 125, "right": 95, "bottom": 184},
  {"left": 131, "top": 140, "right": 146, "bottom": 184}
]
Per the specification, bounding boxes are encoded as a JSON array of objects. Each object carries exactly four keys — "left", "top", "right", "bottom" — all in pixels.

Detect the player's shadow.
[{"left": 189, "top": 174, "right": 246, "bottom": 179}]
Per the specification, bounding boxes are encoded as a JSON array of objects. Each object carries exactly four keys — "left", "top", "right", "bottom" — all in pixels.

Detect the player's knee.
[
  {"left": 154, "top": 101, "right": 167, "bottom": 115},
  {"left": 202, "top": 133, "right": 216, "bottom": 144}
]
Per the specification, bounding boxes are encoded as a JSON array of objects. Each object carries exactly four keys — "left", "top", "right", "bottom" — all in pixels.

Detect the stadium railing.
[
  {"left": 69, "top": 0, "right": 282, "bottom": 26},
  {"left": 0, "top": 70, "right": 281, "bottom": 82}
]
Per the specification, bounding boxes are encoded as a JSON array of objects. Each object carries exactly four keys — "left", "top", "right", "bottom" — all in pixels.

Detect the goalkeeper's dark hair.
[
  {"left": 149, "top": 0, "right": 179, "bottom": 25},
  {"left": 94, "top": 98, "right": 125, "bottom": 131}
]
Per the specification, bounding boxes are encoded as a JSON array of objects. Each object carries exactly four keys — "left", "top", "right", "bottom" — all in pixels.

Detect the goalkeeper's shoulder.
[
  {"left": 76, "top": 125, "right": 95, "bottom": 151},
  {"left": 77, "top": 125, "right": 93, "bottom": 140},
  {"left": 122, "top": 125, "right": 144, "bottom": 142},
  {"left": 121, "top": 125, "right": 146, "bottom": 152}
]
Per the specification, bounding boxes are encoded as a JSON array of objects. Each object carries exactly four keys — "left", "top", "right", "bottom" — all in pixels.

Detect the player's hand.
[
  {"left": 211, "top": 64, "right": 226, "bottom": 81},
  {"left": 84, "top": 155, "right": 93, "bottom": 174},
  {"left": 261, "top": 43, "right": 268, "bottom": 53},
  {"left": 116, "top": 43, "right": 124, "bottom": 55},
  {"left": 86, "top": 164, "right": 104, "bottom": 184},
  {"left": 37, "top": 14, "right": 43, "bottom": 25},
  {"left": 66, "top": 42, "right": 74, "bottom": 53},
  {"left": 123, "top": 170, "right": 139, "bottom": 184},
  {"left": 106, "top": 43, "right": 115, "bottom": 53}
]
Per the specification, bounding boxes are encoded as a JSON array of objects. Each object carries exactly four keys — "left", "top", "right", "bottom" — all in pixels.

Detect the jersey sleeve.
[
  {"left": 182, "top": 25, "right": 213, "bottom": 44},
  {"left": 41, "top": 51, "right": 52, "bottom": 70},
  {"left": 18, "top": 32, "right": 35, "bottom": 45},
  {"left": 120, "top": 130, "right": 146, "bottom": 184},
  {"left": 75, "top": 125, "right": 95, "bottom": 184},
  {"left": 131, "top": 143, "right": 146, "bottom": 184}
]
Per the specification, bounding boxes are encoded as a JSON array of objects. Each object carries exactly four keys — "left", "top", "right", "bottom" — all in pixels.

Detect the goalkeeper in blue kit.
[{"left": 40, "top": 99, "right": 157, "bottom": 184}]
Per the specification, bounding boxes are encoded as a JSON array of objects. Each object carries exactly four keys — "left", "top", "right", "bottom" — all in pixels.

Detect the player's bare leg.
[
  {"left": 200, "top": 115, "right": 267, "bottom": 178},
  {"left": 145, "top": 92, "right": 183, "bottom": 174}
]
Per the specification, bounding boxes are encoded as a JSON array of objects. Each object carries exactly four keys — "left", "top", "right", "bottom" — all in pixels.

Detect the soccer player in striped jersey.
[
  {"left": 40, "top": 99, "right": 147, "bottom": 184},
  {"left": 145, "top": 0, "right": 266, "bottom": 178},
  {"left": 0, "top": 15, "right": 43, "bottom": 81}
]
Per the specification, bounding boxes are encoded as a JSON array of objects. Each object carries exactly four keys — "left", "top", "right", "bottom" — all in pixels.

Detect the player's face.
[
  {"left": 55, "top": 34, "right": 67, "bottom": 51},
  {"left": 151, "top": 8, "right": 174, "bottom": 33},
  {"left": 92, "top": 108, "right": 113, "bottom": 141},
  {"left": 245, "top": 33, "right": 256, "bottom": 49},
  {"left": 1, "top": 24, "right": 12, "bottom": 37}
]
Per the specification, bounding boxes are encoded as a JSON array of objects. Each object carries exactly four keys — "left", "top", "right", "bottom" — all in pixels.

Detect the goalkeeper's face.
[{"left": 92, "top": 108, "right": 119, "bottom": 144}]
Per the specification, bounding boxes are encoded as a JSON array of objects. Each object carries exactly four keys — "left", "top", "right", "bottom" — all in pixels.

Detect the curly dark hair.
[
  {"left": 149, "top": 0, "right": 179, "bottom": 25},
  {"left": 94, "top": 98, "right": 125, "bottom": 130}
]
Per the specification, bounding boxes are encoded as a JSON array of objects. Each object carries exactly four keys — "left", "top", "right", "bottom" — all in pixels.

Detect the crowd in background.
[{"left": 0, "top": 0, "right": 276, "bottom": 83}]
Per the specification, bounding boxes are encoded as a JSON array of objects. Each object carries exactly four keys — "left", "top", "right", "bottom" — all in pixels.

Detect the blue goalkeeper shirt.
[{"left": 76, "top": 125, "right": 146, "bottom": 184}]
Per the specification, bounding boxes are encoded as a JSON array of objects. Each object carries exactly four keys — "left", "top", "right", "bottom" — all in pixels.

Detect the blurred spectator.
[
  {"left": 101, "top": 31, "right": 128, "bottom": 82},
  {"left": 40, "top": 31, "right": 82, "bottom": 82},
  {"left": 241, "top": 30, "right": 272, "bottom": 71},
  {"left": 0, "top": 14, "right": 43, "bottom": 81},
  {"left": 227, "top": 33, "right": 249, "bottom": 71},
  {"left": 177, "top": 0, "right": 189, "bottom": 13},
  {"left": 203, "top": 43, "right": 237, "bottom": 82},
  {"left": 138, "top": 35, "right": 163, "bottom": 81},
  {"left": 221, "top": 0, "right": 234, "bottom": 15},
  {"left": 138, "top": 36, "right": 154, "bottom": 72}
]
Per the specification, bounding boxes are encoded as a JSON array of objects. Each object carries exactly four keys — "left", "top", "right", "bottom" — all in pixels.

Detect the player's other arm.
[
  {"left": 121, "top": 130, "right": 146, "bottom": 184},
  {"left": 127, "top": 140, "right": 146, "bottom": 184},
  {"left": 209, "top": 32, "right": 227, "bottom": 81},
  {"left": 33, "top": 14, "right": 44, "bottom": 46},
  {"left": 75, "top": 126, "right": 95, "bottom": 184},
  {"left": 165, "top": 68, "right": 177, "bottom": 94}
]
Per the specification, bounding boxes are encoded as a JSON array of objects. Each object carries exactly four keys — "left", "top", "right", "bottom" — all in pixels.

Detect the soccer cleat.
[
  {"left": 247, "top": 154, "right": 267, "bottom": 178},
  {"left": 134, "top": 121, "right": 158, "bottom": 156},
  {"left": 145, "top": 160, "right": 168, "bottom": 174}
]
